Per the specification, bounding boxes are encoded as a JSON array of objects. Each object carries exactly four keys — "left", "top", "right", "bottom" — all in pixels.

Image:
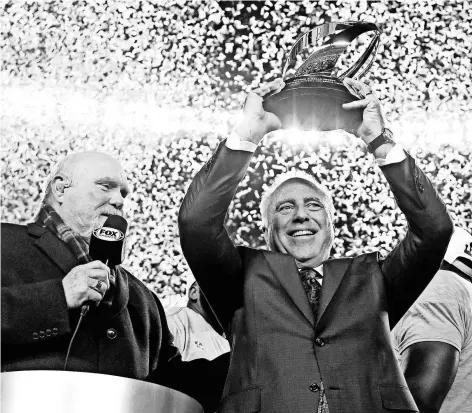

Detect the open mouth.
[
  {"left": 289, "top": 229, "right": 317, "bottom": 237},
  {"left": 102, "top": 211, "right": 122, "bottom": 217}
]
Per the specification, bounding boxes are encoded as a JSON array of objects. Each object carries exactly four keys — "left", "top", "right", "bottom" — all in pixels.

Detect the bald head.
[{"left": 43, "top": 151, "right": 130, "bottom": 242}]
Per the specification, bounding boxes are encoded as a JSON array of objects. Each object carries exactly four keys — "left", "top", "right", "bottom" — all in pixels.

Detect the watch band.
[{"left": 367, "top": 128, "right": 394, "bottom": 153}]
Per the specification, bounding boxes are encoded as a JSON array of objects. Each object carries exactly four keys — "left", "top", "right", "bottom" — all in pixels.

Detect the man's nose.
[
  {"left": 293, "top": 206, "right": 309, "bottom": 221},
  {"left": 109, "top": 190, "right": 125, "bottom": 211}
]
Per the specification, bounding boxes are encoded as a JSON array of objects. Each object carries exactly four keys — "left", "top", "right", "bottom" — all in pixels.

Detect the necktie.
[
  {"left": 299, "top": 268, "right": 330, "bottom": 413},
  {"left": 299, "top": 268, "right": 323, "bottom": 321}
]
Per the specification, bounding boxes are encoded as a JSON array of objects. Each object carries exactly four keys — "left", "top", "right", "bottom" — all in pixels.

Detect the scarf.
[{"left": 36, "top": 204, "right": 117, "bottom": 309}]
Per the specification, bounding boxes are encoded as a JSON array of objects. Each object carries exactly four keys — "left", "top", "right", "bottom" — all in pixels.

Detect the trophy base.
[{"left": 263, "top": 76, "right": 363, "bottom": 132}]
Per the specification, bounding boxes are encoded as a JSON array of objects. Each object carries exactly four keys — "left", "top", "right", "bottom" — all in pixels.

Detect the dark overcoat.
[{"left": 1, "top": 222, "right": 177, "bottom": 380}]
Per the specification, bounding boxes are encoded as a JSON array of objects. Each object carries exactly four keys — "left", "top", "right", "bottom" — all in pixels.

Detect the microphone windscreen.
[{"left": 89, "top": 215, "right": 128, "bottom": 265}]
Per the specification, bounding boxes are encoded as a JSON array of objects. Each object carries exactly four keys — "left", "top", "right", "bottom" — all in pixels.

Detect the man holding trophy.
[{"left": 179, "top": 23, "right": 453, "bottom": 412}]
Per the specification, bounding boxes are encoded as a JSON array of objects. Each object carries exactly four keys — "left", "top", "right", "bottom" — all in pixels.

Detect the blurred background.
[{"left": 1, "top": 0, "right": 471, "bottom": 306}]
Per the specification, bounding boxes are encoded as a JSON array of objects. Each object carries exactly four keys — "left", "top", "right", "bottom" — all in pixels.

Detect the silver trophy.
[{"left": 263, "top": 21, "right": 381, "bottom": 131}]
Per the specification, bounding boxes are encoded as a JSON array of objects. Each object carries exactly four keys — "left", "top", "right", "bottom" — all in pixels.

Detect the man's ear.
[
  {"left": 51, "top": 175, "right": 70, "bottom": 204},
  {"left": 262, "top": 226, "right": 270, "bottom": 246},
  {"left": 188, "top": 284, "right": 198, "bottom": 302}
]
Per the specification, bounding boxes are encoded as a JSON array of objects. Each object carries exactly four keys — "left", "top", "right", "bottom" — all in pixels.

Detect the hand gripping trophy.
[{"left": 263, "top": 21, "right": 381, "bottom": 132}]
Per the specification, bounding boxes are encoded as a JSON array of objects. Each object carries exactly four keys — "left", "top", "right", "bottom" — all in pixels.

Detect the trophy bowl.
[
  {"left": 263, "top": 75, "right": 363, "bottom": 131},
  {"left": 263, "top": 21, "right": 381, "bottom": 132}
]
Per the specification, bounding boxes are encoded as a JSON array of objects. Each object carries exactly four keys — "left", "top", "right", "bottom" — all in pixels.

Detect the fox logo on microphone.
[{"left": 93, "top": 227, "right": 124, "bottom": 242}]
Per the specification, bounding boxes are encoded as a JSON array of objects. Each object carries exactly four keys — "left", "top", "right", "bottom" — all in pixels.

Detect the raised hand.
[
  {"left": 342, "top": 77, "right": 385, "bottom": 144},
  {"left": 234, "top": 79, "right": 285, "bottom": 144}
]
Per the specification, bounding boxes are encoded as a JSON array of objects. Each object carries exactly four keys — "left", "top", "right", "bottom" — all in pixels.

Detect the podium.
[{"left": 1, "top": 371, "right": 204, "bottom": 413}]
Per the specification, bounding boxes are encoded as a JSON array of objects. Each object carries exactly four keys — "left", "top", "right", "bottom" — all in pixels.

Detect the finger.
[
  {"left": 89, "top": 271, "right": 110, "bottom": 291},
  {"left": 274, "top": 81, "right": 286, "bottom": 94},
  {"left": 253, "top": 79, "right": 281, "bottom": 96},
  {"left": 253, "top": 79, "right": 285, "bottom": 97},
  {"left": 87, "top": 274, "right": 110, "bottom": 293},
  {"left": 342, "top": 98, "right": 371, "bottom": 110},
  {"left": 81, "top": 260, "right": 110, "bottom": 271},
  {"left": 87, "top": 269, "right": 111, "bottom": 284},
  {"left": 343, "top": 78, "right": 364, "bottom": 99},
  {"left": 103, "top": 272, "right": 110, "bottom": 290},
  {"left": 243, "top": 92, "right": 264, "bottom": 114},
  {"left": 343, "top": 77, "right": 368, "bottom": 88},
  {"left": 88, "top": 278, "right": 107, "bottom": 295},
  {"left": 245, "top": 91, "right": 263, "bottom": 102},
  {"left": 343, "top": 78, "right": 373, "bottom": 99},
  {"left": 87, "top": 288, "right": 104, "bottom": 303}
]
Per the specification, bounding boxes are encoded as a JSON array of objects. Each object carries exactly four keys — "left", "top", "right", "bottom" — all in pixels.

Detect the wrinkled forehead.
[
  {"left": 270, "top": 178, "right": 328, "bottom": 206},
  {"left": 74, "top": 154, "right": 129, "bottom": 186}
]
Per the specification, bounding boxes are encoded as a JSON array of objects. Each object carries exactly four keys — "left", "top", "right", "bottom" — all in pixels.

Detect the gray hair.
[
  {"left": 259, "top": 169, "right": 335, "bottom": 229},
  {"left": 41, "top": 156, "right": 76, "bottom": 206}
]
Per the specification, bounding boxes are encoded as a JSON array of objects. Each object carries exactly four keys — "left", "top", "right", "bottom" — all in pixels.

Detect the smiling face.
[
  {"left": 265, "top": 179, "right": 334, "bottom": 268},
  {"left": 51, "top": 152, "right": 130, "bottom": 243}
]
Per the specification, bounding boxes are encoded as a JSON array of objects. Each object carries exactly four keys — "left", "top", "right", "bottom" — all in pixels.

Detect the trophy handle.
[
  {"left": 338, "top": 34, "right": 380, "bottom": 80},
  {"left": 282, "top": 21, "right": 381, "bottom": 80}
]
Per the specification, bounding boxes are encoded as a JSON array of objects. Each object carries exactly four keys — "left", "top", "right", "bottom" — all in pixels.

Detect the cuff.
[
  {"left": 225, "top": 131, "right": 258, "bottom": 153},
  {"left": 376, "top": 144, "right": 407, "bottom": 167}
]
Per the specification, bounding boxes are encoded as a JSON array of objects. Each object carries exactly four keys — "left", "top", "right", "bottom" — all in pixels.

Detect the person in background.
[
  {"left": 166, "top": 275, "right": 230, "bottom": 361},
  {"left": 393, "top": 226, "right": 472, "bottom": 413}
]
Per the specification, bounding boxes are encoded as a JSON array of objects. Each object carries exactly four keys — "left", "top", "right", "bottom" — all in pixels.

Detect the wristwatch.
[{"left": 366, "top": 128, "right": 395, "bottom": 153}]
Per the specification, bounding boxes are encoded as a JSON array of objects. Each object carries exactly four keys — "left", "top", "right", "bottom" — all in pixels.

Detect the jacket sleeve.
[
  {"left": 379, "top": 153, "right": 453, "bottom": 328},
  {"left": 149, "top": 293, "right": 229, "bottom": 413},
  {"left": 178, "top": 141, "right": 254, "bottom": 330},
  {"left": 1, "top": 279, "right": 72, "bottom": 346}
]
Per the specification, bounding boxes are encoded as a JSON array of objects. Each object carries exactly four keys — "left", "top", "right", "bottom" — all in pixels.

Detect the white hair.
[
  {"left": 259, "top": 169, "right": 335, "bottom": 229},
  {"left": 41, "top": 157, "right": 74, "bottom": 206},
  {"left": 41, "top": 151, "right": 117, "bottom": 206}
]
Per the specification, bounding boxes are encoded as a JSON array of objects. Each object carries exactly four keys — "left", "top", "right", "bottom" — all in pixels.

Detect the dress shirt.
[{"left": 315, "top": 264, "right": 323, "bottom": 285}]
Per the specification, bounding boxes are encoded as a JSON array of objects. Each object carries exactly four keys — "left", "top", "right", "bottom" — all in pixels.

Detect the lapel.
[
  {"left": 28, "top": 223, "right": 78, "bottom": 274},
  {"left": 110, "top": 267, "right": 129, "bottom": 317},
  {"left": 263, "top": 250, "right": 315, "bottom": 326},
  {"left": 317, "top": 257, "right": 352, "bottom": 325}
]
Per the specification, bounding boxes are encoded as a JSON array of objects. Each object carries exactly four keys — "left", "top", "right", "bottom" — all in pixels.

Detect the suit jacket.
[
  {"left": 179, "top": 142, "right": 453, "bottom": 413},
  {"left": 1, "top": 222, "right": 230, "bottom": 411}
]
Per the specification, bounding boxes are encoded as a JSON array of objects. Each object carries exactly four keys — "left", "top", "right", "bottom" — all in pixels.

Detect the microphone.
[
  {"left": 65, "top": 215, "right": 128, "bottom": 370},
  {"left": 89, "top": 214, "right": 128, "bottom": 266},
  {"left": 81, "top": 215, "right": 128, "bottom": 315}
]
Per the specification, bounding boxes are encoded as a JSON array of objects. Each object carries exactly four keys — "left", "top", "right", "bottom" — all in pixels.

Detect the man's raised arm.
[
  {"left": 178, "top": 81, "right": 283, "bottom": 329},
  {"left": 342, "top": 78, "right": 454, "bottom": 328}
]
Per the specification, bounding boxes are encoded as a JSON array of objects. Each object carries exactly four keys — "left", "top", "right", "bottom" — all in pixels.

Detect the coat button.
[
  {"left": 315, "top": 337, "right": 325, "bottom": 347},
  {"left": 33, "top": 332, "right": 39, "bottom": 340},
  {"left": 52, "top": 328, "right": 58, "bottom": 336},
  {"left": 46, "top": 329, "right": 52, "bottom": 337},
  {"left": 107, "top": 328, "right": 117, "bottom": 339},
  {"left": 309, "top": 383, "right": 320, "bottom": 392},
  {"left": 418, "top": 183, "right": 425, "bottom": 192},
  {"left": 39, "top": 331, "right": 45, "bottom": 339}
]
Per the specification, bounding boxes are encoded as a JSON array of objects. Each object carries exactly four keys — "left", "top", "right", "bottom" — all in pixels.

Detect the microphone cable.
[
  {"left": 64, "top": 258, "right": 106, "bottom": 370},
  {"left": 63, "top": 304, "right": 89, "bottom": 371}
]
